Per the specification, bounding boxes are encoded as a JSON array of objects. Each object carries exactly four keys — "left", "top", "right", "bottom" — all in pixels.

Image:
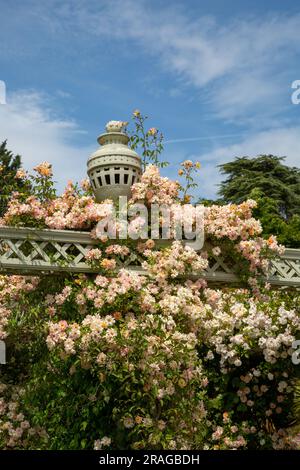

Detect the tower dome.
[{"left": 87, "top": 121, "right": 142, "bottom": 201}]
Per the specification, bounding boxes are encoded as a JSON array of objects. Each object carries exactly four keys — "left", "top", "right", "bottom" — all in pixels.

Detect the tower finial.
[
  {"left": 105, "top": 120, "right": 127, "bottom": 133},
  {"left": 87, "top": 119, "right": 141, "bottom": 202}
]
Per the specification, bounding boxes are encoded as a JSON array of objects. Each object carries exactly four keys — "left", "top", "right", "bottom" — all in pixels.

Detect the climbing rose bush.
[
  {"left": 130, "top": 164, "right": 180, "bottom": 205},
  {"left": 0, "top": 275, "right": 39, "bottom": 340},
  {"left": 0, "top": 163, "right": 299, "bottom": 450}
]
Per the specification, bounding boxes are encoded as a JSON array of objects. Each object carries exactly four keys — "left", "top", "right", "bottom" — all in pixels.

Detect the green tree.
[
  {"left": 218, "top": 155, "right": 300, "bottom": 219},
  {"left": 218, "top": 155, "right": 300, "bottom": 247},
  {"left": 0, "top": 140, "right": 23, "bottom": 216}
]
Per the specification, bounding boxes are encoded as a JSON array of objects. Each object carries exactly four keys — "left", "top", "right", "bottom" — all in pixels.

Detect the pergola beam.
[{"left": 1, "top": 226, "right": 300, "bottom": 287}]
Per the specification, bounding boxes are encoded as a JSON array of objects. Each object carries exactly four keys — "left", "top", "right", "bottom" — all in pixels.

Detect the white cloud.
[
  {"left": 0, "top": 90, "right": 94, "bottom": 190},
  {"left": 43, "top": 1, "right": 300, "bottom": 123},
  {"left": 2, "top": 2, "right": 299, "bottom": 125},
  {"left": 1, "top": 2, "right": 300, "bottom": 201},
  {"left": 1, "top": 90, "right": 299, "bottom": 201}
]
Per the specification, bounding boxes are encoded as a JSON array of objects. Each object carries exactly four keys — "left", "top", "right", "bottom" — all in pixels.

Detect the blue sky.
[{"left": 1, "top": 0, "right": 300, "bottom": 198}]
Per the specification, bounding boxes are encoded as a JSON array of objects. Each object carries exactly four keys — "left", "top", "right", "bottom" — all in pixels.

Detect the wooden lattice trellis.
[{"left": 0, "top": 226, "right": 300, "bottom": 287}]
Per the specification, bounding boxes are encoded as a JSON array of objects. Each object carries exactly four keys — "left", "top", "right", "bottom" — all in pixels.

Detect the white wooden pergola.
[{"left": 0, "top": 226, "right": 299, "bottom": 287}]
